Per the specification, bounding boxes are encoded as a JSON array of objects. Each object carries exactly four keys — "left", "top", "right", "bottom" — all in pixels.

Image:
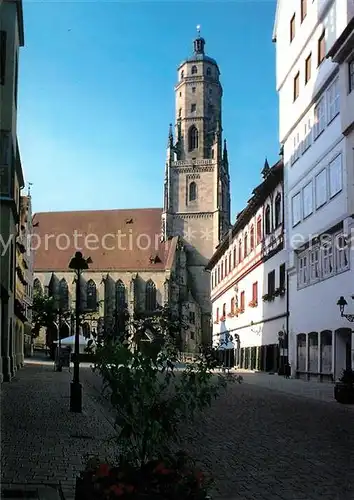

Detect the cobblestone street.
[{"left": 1, "top": 359, "right": 354, "bottom": 500}]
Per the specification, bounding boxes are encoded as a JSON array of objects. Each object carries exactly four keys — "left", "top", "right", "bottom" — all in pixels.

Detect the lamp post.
[
  {"left": 68, "top": 251, "right": 92, "bottom": 412},
  {"left": 337, "top": 296, "right": 354, "bottom": 322}
]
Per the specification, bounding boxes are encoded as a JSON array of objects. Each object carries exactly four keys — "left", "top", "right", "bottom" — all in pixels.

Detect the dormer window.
[
  {"left": 191, "top": 65, "right": 197, "bottom": 75},
  {"left": 265, "top": 205, "right": 271, "bottom": 235},
  {"left": 275, "top": 193, "right": 282, "bottom": 227}
]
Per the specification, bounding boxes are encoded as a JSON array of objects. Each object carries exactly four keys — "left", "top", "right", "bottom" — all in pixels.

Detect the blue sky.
[{"left": 19, "top": 0, "right": 279, "bottom": 221}]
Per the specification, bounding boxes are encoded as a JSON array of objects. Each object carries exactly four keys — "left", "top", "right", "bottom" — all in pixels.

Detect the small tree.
[
  {"left": 31, "top": 292, "right": 58, "bottom": 339},
  {"left": 89, "top": 305, "right": 241, "bottom": 468}
]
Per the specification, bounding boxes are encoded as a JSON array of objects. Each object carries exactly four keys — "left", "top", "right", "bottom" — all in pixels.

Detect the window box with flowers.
[
  {"left": 262, "top": 293, "right": 275, "bottom": 302},
  {"left": 220, "top": 315, "right": 226, "bottom": 322},
  {"left": 248, "top": 300, "right": 258, "bottom": 308},
  {"left": 235, "top": 307, "right": 244, "bottom": 315},
  {"left": 274, "top": 287, "right": 286, "bottom": 298},
  {"left": 227, "top": 312, "right": 234, "bottom": 318}
]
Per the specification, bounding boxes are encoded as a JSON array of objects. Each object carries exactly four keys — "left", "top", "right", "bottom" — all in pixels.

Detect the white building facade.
[
  {"left": 207, "top": 159, "right": 288, "bottom": 373},
  {"left": 273, "top": 0, "right": 354, "bottom": 381}
]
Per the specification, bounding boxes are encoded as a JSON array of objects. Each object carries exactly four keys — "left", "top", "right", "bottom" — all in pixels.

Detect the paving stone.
[{"left": 3, "top": 358, "right": 354, "bottom": 500}]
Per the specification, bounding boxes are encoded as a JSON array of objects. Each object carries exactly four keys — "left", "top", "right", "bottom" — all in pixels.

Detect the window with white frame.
[
  {"left": 313, "top": 98, "right": 325, "bottom": 139},
  {"left": 309, "top": 246, "right": 320, "bottom": 281},
  {"left": 335, "top": 233, "right": 349, "bottom": 272},
  {"left": 292, "top": 192, "right": 301, "bottom": 226},
  {"left": 294, "top": 133, "right": 300, "bottom": 163},
  {"left": 303, "top": 118, "right": 312, "bottom": 152},
  {"left": 322, "top": 236, "right": 334, "bottom": 277},
  {"left": 327, "top": 78, "right": 339, "bottom": 123},
  {"left": 303, "top": 181, "right": 313, "bottom": 218},
  {"left": 329, "top": 154, "right": 342, "bottom": 198},
  {"left": 298, "top": 253, "right": 308, "bottom": 287},
  {"left": 315, "top": 169, "right": 327, "bottom": 209}
]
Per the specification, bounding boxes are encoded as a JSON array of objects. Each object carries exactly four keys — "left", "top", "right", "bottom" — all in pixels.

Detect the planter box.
[
  {"left": 334, "top": 382, "right": 354, "bottom": 404},
  {"left": 75, "top": 477, "right": 211, "bottom": 500}
]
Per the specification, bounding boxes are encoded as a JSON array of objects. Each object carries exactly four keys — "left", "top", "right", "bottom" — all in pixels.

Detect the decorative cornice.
[{"left": 172, "top": 159, "right": 214, "bottom": 167}]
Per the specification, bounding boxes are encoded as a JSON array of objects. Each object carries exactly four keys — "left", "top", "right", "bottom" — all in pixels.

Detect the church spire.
[
  {"left": 168, "top": 123, "right": 173, "bottom": 148},
  {"left": 193, "top": 24, "right": 205, "bottom": 55},
  {"left": 261, "top": 157, "right": 270, "bottom": 179}
]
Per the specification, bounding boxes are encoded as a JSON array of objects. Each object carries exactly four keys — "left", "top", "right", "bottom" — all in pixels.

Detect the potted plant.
[
  {"left": 262, "top": 293, "right": 274, "bottom": 302},
  {"left": 248, "top": 300, "right": 257, "bottom": 308},
  {"left": 77, "top": 307, "right": 241, "bottom": 500},
  {"left": 334, "top": 369, "right": 354, "bottom": 404}
]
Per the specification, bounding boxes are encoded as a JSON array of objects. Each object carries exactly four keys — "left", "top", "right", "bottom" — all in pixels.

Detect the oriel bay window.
[
  {"left": 298, "top": 232, "right": 349, "bottom": 289},
  {"left": 310, "top": 247, "right": 320, "bottom": 282}
]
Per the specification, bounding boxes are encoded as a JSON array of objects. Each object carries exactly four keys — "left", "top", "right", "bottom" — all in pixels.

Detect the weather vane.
[{"left": 196, "top": 24, "right": 201, "bottom": 36}]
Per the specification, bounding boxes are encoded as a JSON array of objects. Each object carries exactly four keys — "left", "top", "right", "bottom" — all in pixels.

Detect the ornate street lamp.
[
  {"left": 68, "top": 251, "right": 92, "bottom": 412},
  {"left": 336, "top": 296, "right": 354, "bottom": 322}
]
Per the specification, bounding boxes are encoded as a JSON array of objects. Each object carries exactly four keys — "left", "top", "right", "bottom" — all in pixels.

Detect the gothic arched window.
[
  {"left": 244, "top": 233, "right": 248, "bottom": 257},
  {"left": 206, "top": 67, "right": 211, "bottom": 76},
  {"left": 250, "top": 225, "right": 255, "bottom": 251},
  {"left": 189, "top": 181, "right": 197, "bottom": 202},
  {"left": 145, "top": 280, "right": 156, "bottom": 312},
  {"left": 275, "top": 193, "right": 282, "bottom": 227},
  {"left": 256, "top": 216, "right": 262, "bottom": 244},
  {"left": 265, "top": 205, "right": 271, "bottom": 235},
  {"left": 33, "top": 278, "right": 42, "bottom": 296},
  {"left": 86, "top": 279, "right": 97, "bottom": 311},
  {"left": 59, "top": 278, "right": 69, "bottom": 311},
  {"left": 233, "top": 246, "right": 237, "bottom": 268},
  {"left": 115, "top": 280, "right": 126, "bottom": 311},
  {"left": 180, "top": 70, "right": 184, "bottom": 80},
  {"left": 238, "top": 239, "right": 242, "bottom": 262},
  {"left": 188, "top": 126, "right": 198, "bottom": 151},
  {"left": 191, "top": 65, "right": 197, "bottom": 75}
]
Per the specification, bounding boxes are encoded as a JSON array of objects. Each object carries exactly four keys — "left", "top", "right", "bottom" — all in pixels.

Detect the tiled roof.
[{"left": 32, "top": 208, "right": 175, "bottom": 272}]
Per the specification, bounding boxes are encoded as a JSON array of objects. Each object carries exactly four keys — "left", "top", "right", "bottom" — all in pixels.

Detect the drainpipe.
[{"left": 286, "top": 271, "right": 290, "bottom": 374}]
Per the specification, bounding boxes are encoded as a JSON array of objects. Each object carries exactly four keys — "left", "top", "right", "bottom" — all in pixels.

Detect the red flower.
[
  {"left": 154, "top": 462, "right": 174, "bottom": 475},
  {"left": 195, "top": 470, "right": 204, "bottom": 484},
  {"left": 110, "top": 484, "right": 124, "bottom": 496},
  {"left": 153, "top": 462, "right": 166, "bottom": 473},
  {"left": 160, "top": 468, "right": 173, "bottom": 475},
  {"left": 96, "top": 464, "right": 110, "bottom": 477}
]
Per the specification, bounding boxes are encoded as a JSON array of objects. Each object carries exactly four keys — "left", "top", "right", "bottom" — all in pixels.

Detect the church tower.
[
  {"left": 162, "top": 30, "right": 231, "bottom": 254},
  {"left": 162, "top": 30, "right": 231, "bottom": 338}
]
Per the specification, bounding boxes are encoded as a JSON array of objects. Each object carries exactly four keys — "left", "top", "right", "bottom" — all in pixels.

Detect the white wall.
[{"left": 275, "top": 0, "right": 354, "bottom": 376}]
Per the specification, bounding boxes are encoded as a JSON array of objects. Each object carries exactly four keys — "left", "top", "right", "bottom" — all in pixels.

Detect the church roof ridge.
[{"left": 33, "top": 207, "right": 163, "bottom": 217}]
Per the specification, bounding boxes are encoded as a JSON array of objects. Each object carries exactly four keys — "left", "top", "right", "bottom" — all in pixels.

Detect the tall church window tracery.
[
  {"left": 59, "top": 278, "right": 69, "bottom": 311},
  {"left": 191, "top": 65, "right": 197, "bottom": 75},
  {"left": 145, "top": 280, "right": 157, "bottom": 312},
  {"left": 115, "top": 280, "right": 126, "bottom": 311},
  {"left": 189, "top": 182, "right": 197, "bottom": 202},
  {"left": 188, "top": 126, "right": 198, "bottom": 151},
  {"left": 86, "top": 279, "right": 97, "bottom": 311}
]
